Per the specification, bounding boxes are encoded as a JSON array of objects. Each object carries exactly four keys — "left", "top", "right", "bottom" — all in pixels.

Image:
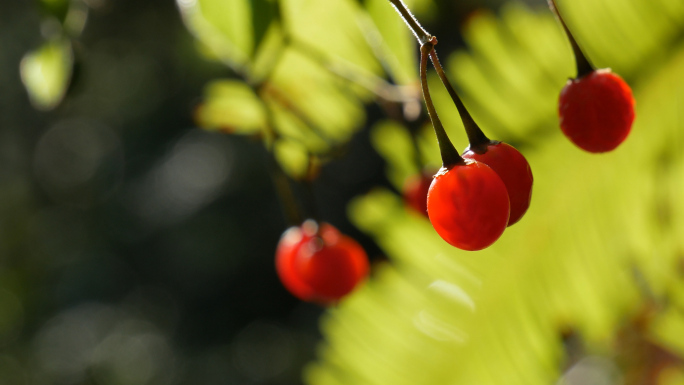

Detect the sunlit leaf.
[
  {"left": 362, "top": 0, "right": 418, "bottom": 85},
  {"left": 177, "top": 0, "right": 279, "bottom": 71},
  {"left": 274, "top": 139, "right": 310, "bottom": 179},
  {"left": 266, "top": 48, "right": 367, "bottom": 144},
  {"left": 281, "top": 0, "right": 383, "bottom": 78},
  {"left": 195, "top": 79, "right": 266, "bottom": 134},
  {"left": 250, "top": 22, "right": 286, "bottom": 82},
  {"left": 370, "top": 120, "right": 420, "bottom": 189},
  {"left": 20, "top": 38, "right": 73, "bottom": 111},
  {"left": 251, "top": 0, "right": 280, "bottom": 57},
  {"left": 266, "top": 99, "right": 330, "bottom": 155}
]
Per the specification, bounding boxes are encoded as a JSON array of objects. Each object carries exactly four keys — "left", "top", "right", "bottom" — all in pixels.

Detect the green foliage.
[
  {"left": 370, "top": 120, "right": 421, "bottom": 188},
  {"left": 195, "top": 79, "right": 267, "bottom": 134},
  {"left": 179, "top": 0, "right": 429, "bottom": 178}
]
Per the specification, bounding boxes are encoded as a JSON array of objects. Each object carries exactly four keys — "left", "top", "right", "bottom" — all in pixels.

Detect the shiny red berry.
[
  {"left": 275, "top": 221, "right": 318, "bottom": 301},
  {"left": 275, "top": 220, "right": 369, "bottom": 304},
  {"left": 403, "top": 173, "right": 433, "bottom": 217},
  {"left": 462, "top": 142, "right": 533, "bottom": 226},
  {"left": 558, "top": 69, "right": 635, "bottom": 153},
  {"left": 427, "top": 160, "right": 510, "bottom": 251}
]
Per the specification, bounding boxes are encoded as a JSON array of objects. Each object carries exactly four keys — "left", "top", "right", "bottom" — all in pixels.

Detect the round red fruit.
[
  {"left": 275, "top": 221, "right": 318, "bottom": 301},
  {"left": 427, "top": 160, "right": 510, "bottom": 251},
  {"left": 558, "top": 69, "right": 635, "bottom": 153},
  {"left": 275, "top": 220, "right": 369, "bottom": 304},
  {"left": 462, "top": 142, "right": 533, "bottom": 226}
]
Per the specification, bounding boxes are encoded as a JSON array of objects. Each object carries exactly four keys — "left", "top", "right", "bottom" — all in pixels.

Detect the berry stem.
[
  {"left": 387, "top": 0, "right": 431, "bottom": 45},
  {"left": 271, "top": 159, "right": 304, "bottom": 226},
  {"left": 262, "top": 104, "right": 304, "bottom": 226},
  {"left": 428, "top": 50, "right": 492, "bottom": 153},
  {"left": 388, "top": 0, "right": 463, "bottom": 167},
  {"left": 420, "top": 41, "right": 463, "bottom": 169},
  {"left": 387, "top": 0, "right": 489, "bottom": 156},
  {"left": 548, "top": 0, "right": 594, "bottom": 79},
  {"left": 301, "top": 153, "right": 322, "bottom": 223}
]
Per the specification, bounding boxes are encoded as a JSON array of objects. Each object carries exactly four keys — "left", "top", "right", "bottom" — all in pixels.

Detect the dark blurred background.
[{"left": 0, "top": 0, "right": 529, "bottom": 383}]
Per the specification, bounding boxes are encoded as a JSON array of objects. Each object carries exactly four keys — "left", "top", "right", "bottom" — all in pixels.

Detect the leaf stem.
[
  {"left": 420, "top": 40, "right": 463, "bottom": 169},
  {"left": 548, "top": 0, "right": 594, "bottom": 78},
  {"left": 428, "top": 50, "right": 492, "bottom": 153},
  {"left": 387, "top": 0, "right": 431, "bottom": 45}
]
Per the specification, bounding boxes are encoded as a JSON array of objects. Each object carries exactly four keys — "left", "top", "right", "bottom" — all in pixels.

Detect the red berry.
[
  {"left": 462, "top": 142, "right": 533, "bottom": 226},
  {"left": 275, "top": 221, "right": 317, "bottom": 300},
  {"left": 427, "top": 160, "right": 510, "bottom": 251},
  {"left": 403, "top": 173, "right": 433, "bottom": 217},
  {"left": 558, "top": 69, "right": 635, "bottom": 153},
  {"left": 275, "top": 220, "right": 369, "bottom": 304}
]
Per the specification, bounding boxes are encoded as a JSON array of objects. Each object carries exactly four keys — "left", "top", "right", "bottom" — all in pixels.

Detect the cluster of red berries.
[
  {"left": 276, "top": 220, "right": 369, "bottom": 304},
  {"left": 403, "top": 141, "right": 534, "bottom": 252},
  {"left": 276, "top": 0, "right": 636, "bottom": 303},
  {"left": 427, "top": 141, "right": 533, "bottom": 251},
  {"left": 400, "top": 1, "right": 635, "bottom": 253},
  {"left": 397, "top": 39, "right": 535, "bottom": 251}
]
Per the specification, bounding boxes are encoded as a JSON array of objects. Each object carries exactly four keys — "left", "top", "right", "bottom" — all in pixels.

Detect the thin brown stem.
[
  {"left": 301, "top": 154, "right": 321, "bottom": 223},
  {"left": 548, "top": 0, "right": 594, "bottom": 78},
  {"left": 428, "top": 50, "right": 492, "bottom": 153},
  {"left": 263, "top": 104, "right": 304, "bottom": 226},
  {"left": 420, "top": 40, "right": 463, "bottom": 169},
  {"left": 387, "top": 0, "right": 493, "bottom": 155},
  {"left": 387, "top": 0, "right": 431, "bottom": 45}
]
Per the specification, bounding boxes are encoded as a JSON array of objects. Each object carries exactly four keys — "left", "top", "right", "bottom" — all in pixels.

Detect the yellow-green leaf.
[
  {"left": 177, "top": 0, "right": 279, "bottom": 71},
  {"left": 195, "top": 80, "right": 266, "bottom": 134},
  {"left": 274, "top": 139, "right": 309, "bottom": 179},
  {"left": 370, "top": 120, "right": 419, "bottom": 189},
  {"left": 20, "top": 39, "right": 73, "bottom": 111}
]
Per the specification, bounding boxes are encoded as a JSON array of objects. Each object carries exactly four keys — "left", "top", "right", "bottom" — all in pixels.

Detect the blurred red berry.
[
  {"left": 275, "top": 220, "right": 369, "bottom": 304},
  {"left": 403, "top": 173, "right": 433, "bottom": 217}
]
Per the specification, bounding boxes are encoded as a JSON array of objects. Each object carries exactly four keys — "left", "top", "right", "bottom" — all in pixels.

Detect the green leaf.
[
  {"left": 362, "top": 0, "right": 418, "bottom": 85},
  {"left": 250, "top": 0, "right": 280, "bottom": 57},
  {"left": 195, "top": 79, "right": 267, "bottom": 134},
  {"left": 281, "top": 0, "right": 383, "bottom": 79},
  {"left": 370, "top": 120, "right": 420, "bottom": 189},
  {"left": 20, "top": 38, "right": 73, "bottom": 111},
  {"left": 266, "top": 48, "right": 367, "bottom": 145},
  {"left": 274, "top": 139, "right": 309, "bottom": 179},
  {"left": 177, "top": 0, "right": 280, "bottom": 71}
]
